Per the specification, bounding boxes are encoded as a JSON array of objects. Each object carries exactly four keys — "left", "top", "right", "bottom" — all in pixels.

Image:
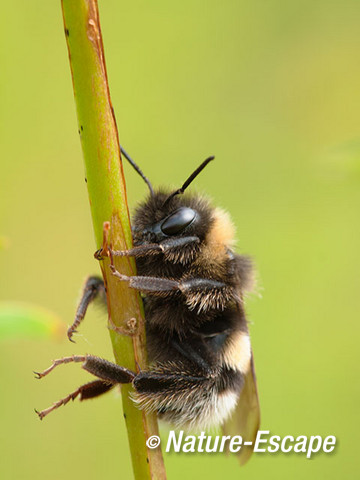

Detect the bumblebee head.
[{"left": 125, "top": 154, "right": 214, "bottom": 245}]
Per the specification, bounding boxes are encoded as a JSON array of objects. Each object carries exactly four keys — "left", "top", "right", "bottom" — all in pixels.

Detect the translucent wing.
[{"left": 222, "top": 352, "right": 260, "bottom": 465}]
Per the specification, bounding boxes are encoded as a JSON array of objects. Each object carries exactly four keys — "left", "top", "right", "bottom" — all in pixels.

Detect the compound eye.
[{"left": 161, "top": 207, "right": 196, "bottom": 235}]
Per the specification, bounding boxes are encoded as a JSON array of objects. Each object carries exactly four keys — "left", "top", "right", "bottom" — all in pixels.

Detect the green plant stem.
[{"left": 60, "top": 1, "right": 166, "bottom": 478}]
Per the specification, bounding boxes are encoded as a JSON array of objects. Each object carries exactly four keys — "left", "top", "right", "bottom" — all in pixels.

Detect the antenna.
[
  {"left": 120, "top": 146, "right": 154, "bottom": 196},
  {"left": 163, "top": 156, "right": 214, "bottom": 207}
]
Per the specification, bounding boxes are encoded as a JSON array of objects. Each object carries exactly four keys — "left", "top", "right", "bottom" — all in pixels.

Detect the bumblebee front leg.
[
  {"left": 95, "top": 236, "right": 200, "bottom": 264},
  {"left": 67, "top": 276, "right": 106, "bottom": 342},
  {"left": 35, "top": 355, "right": 136, "bottom": 420}
]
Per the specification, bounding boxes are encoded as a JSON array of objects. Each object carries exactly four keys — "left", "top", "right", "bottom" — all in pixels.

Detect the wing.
[{"left": 222, "top": 351, "right": 260, "bottom": 465}]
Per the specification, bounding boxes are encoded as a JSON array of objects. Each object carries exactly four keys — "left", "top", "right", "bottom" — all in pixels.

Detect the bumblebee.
[{"left": 35, "top": 149, "right": 260, "bottom": 464}]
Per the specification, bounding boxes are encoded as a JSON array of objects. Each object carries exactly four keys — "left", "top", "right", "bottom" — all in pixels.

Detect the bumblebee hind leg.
[
  {"left": 132, "top": 364, "right": 220, "bottom": 428},
  {"left": 35, "top": 355, "right": 136, "bottom": 420},
  {"left": 35, "top": 356, "right": 235, "bottom": 428},
  {"left": 35, "top": 380, "right": 114, "bottom": 420}
]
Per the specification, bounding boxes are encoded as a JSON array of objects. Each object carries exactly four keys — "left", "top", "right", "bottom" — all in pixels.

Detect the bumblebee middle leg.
[
  {"left": 110, "top": 266, "right": 226, "bottom": 293},
  {"left": 110, "top": 265, "right": 236, "bottom": 312},
  {"left": 67, "top": 276, "right": 106, "bottom": 342}
]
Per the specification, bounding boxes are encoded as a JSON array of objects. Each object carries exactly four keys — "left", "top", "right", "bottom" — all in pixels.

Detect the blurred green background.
[{"left": 1, "top": 1, "right": 359, "bottom": 479}]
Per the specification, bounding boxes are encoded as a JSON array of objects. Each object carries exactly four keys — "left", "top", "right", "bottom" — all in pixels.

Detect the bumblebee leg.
[
  {"left": 132, "top": 365, "right": 221, "bottom": 427},
  {"left": 35, "top": 380, "right": 114, "bottom": 420},
  {"left": 110, "top": 266, "right": 226, "bottom": 292},
  {"left": 95, "top": 236, "right": 199, "bottom": 262},
  {"left": 95, "top": 243, "right": 162, "bottom": 259},
  {"left": 34, "top": 354, "right": 136, "bottom": 383},
  {"left": 34, "top": 355, "right": 87, "bottom": 378},
  {"left": 132, "top": 360, "right": 243, "bottom": 428},
  {"left": 134, "top": 370, "right": 208, "bottom": 393},
  {"left": 67, "top": 276, "right": 106, "bottom": 342},
  {"left": 160, "top": 236, "right": 200, "bottom": 263},
  {"left": 110, "top": 267, "right": 180, "bottom": 292},
  {"left": 81, "top": 356, "right": 136, "bottom": 383},
  {"left": 110, "top": 266, "right": 233, "bottom": 311},
  {"left": 35, "top": 356, "right": 136, "bottom": 419}
]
